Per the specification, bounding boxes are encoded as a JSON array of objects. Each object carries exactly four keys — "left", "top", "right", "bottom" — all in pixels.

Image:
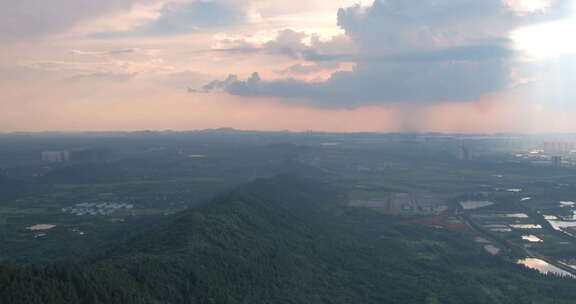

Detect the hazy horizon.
[{"left": 2, "top": 128, "right": 576, "bottom": 137}]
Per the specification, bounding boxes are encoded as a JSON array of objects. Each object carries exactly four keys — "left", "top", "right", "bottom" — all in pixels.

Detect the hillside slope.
[{"left": 1, "top": 175, "right": 575, "bottom": 304}]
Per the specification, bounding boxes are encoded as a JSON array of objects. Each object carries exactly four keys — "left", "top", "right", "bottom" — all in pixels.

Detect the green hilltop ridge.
[{"left": 1, "top": 175, "right": 576, "bottom": 303}]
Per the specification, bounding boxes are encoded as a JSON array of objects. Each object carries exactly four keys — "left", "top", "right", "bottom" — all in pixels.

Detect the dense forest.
[{"left": 1, "top": 175, "right": 575, "bottom": 303}]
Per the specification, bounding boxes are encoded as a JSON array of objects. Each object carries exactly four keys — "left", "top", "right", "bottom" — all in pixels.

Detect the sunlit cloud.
[
  {"left": 512, "top": 18, "right": 576, "bottom": 58},
  {"left": 504, "top": 0, "right": 553, "bottom": 14}
]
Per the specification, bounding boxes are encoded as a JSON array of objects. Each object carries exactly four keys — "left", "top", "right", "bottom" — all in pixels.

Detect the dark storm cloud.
[
  {"left": 205, "top": 54, "right": 509, "bottom": 109},
  {"left": 203, "top": 0, "right": 572, "bottom": 108}
]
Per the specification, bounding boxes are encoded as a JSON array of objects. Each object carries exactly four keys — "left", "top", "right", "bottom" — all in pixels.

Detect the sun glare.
[
  {"left": 512, "top": 19, "right": 576, "bottom": 58},
  {"left": 511, "top": 1, "right": 576, "bottom": 58}
]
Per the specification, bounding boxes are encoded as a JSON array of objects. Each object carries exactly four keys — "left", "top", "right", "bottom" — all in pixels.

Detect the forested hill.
[{"left": 1, "top": 175, "right": 576, "bottom": 304}]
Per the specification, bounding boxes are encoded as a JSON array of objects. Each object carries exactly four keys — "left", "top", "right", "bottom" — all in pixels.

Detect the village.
[{"left": 62, "top": 202, "right": 134, "bottom": 216}]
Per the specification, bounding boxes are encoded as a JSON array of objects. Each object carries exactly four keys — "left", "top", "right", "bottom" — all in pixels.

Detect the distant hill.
[{"left": 1, "top": 175, "right": 575, "bottom": 304}]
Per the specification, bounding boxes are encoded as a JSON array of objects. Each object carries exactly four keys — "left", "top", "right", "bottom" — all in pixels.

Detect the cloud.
[
  {"left": 91, "top": 0, "right": 247, "bottom": 38},
  {"left": 69, "top": 48, "right": 152, "bottom": 57},
  {"left": 19, "top": 46, "right": 168, "bottom": 83},
  {"left": 372, "top": 44, "right": 516, "bottom": 62},
  {"left": 67, "top": 72, "right": 138, "bottom": 82},
  {"left": 204, "top": 0, "right": 572, "bottom": 108},
  {"left": 212, "top": 29, "right": 355, "bottom": 61},
  {"left": 203, "top": 54, "right": 510, "bottom": 108},
  {"left": 276, "top": 62, "right": 341, "bottom": 75},
  {"left": 0, "top": 0, "right": 159, "bottom": 42},
  {"left": 337, "top": 0, "right": 570, "bottom": 52}
]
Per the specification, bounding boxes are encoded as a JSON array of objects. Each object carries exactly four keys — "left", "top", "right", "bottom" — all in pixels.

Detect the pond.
[
  {"left": 460, "top": 201, "right": 494, "bottom": 210},
  {"left": 27, "top": 224, "right": 56, "bottom": 231},
  {"left": 320, "top": 142, "right": 340, "bottom": 146},
  {"left": 490, "top": 228, "right": 512, "bottom": 232},
  {"left": 188, "top": 154, "right": 206, "bottom": 158},
  {"left": 505, "top": 213, "right": 529, "bottom": 218},
  {"left": 517, "top": 258, "right": 575, "bottom": 278},
  {"left": 547, "top": 219, "right": 576, "bottom": 230},
  {"left": 510, "top": 224, "right": 542, "bottom": 229},
  {"left": 522, "top": 235, "right": 543, "bottom": 243},
  {"left": 484, "top": 245, "right": 500, "bottom": 255}
]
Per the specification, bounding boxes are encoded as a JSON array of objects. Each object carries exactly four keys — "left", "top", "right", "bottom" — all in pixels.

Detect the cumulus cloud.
[
  {"left": 204, "top": 54, "right": 509, "bottom": 108},
  {"left": 203, "top": 0, "right": 573, "bottom": 108}
]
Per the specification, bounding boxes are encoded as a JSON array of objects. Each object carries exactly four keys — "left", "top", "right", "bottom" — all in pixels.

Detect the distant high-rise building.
[
  {"left": 543, "top": 142, "right": 575, "bottom": 156},
  {"left": 41, "top": 151, "right": 70, "bottom": 163},
  {"left": 70, "top": 148, "right": 112, "bottom": 162},
  {"left": 461, "top": 146, "right": 471, "bottom": 161},
  {"left": 552, "top": 156, "right": 562, "bottom": 168}
]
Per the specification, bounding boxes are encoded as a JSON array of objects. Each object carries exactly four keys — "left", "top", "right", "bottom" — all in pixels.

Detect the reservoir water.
[
  {"left": 517, "top": 258, "right": 575, "bottom": 278},
  {"left": 459, "top": 201, "right": 494, "bottom": 210}
]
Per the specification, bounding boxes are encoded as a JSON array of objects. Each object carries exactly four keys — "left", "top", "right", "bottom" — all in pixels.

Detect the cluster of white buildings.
[{"left": 62, "top": 202, "right": 134, "bottom": 216}]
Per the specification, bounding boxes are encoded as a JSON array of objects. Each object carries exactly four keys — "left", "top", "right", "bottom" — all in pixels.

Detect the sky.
[{"left": 1, "top": 0, "right": 575, "bottom": 133}]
